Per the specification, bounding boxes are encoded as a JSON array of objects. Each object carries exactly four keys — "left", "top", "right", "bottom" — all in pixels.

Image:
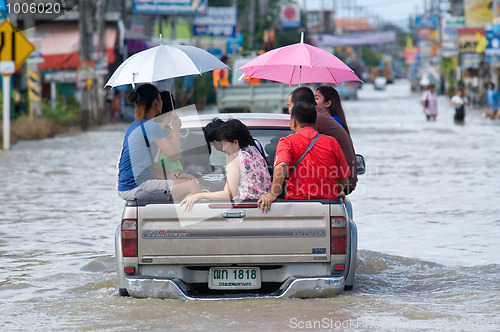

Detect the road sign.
[
  {"left": 28, "top": 70, "right": 41, "bottom": 102},
  {"left": 0, "top": 20, "right": 35, "bottom": 75},
  {"left": 0, "top": 0, "right": 7, "bottom": 21}
]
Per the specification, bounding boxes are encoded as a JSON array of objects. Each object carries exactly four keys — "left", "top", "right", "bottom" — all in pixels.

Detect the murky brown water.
[{"left": 1, "top": 80, "right": 499, "bottom": 331}]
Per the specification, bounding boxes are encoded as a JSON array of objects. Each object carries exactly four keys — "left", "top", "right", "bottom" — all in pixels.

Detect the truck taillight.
[
  {"left": 331, "top": 217, "right": 347, "bottom": 255},
  {"left": 121, "top": 219, "right": 137, "bottom": 257}
]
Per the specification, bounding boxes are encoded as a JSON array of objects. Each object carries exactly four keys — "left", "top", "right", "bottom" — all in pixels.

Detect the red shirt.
[{"left": 274, "top": 126, "right": 350, "bottom": 200}]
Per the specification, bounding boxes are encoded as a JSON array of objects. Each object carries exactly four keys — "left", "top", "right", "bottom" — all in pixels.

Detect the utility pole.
[
  {"left": 320, "top": 0, "right": 325, "bottom": 34},
  {"left": 249, "top": 0, "right": 255, "bottom": 50},
  {"left": 78, "top": 0, "right": 92, "bottom": 131},
  {"left": 492, "top": 0, "right": 499, "bottom": 86},
  {"left": 24, "top": 0, "right": 41, "bottom": 120},
  {"left": 95, "top": 0, "right": 106, "bottom": 124}
]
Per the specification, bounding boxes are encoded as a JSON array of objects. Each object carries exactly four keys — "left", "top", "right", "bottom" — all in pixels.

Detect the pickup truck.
[
  {"left": 216, "top": 83, "right": 297, "bottom": 113},
  {"left": 115, "top": 113, "right": 363, "bottom": 299},
  {"left": 216, "top": 57, "right": 316, "bottom": 113}
]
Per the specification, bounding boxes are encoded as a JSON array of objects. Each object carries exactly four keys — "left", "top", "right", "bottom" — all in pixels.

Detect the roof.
[
  {"left": 179, "top": 113, "right": 291, "bottom": 129},
  {"left": 36, "top": 23, "right": 117, "bottom": 71},
  {"left": 335, "top": 18, "right": 376, "bottom": 33}
]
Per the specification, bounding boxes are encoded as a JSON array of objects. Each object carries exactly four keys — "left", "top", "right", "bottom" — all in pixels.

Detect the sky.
[{"left": 298, "top": 0, "right": 425, "bottom": 30}]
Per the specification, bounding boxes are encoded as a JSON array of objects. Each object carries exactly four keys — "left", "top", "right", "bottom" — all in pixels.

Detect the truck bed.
[{"left": 117, "top": 198, "right": 354, "bottom": 299}]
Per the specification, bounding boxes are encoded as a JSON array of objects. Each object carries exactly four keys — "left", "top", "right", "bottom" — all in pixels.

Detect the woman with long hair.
[
  {"left": 314, "top": 86, "right": 350, "bottom": 135},
  {"left": 117, "top": 84, "right": 198, "bottom": 201}
]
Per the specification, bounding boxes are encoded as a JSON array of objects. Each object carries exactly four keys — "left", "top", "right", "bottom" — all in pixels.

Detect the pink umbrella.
[{"left": 238, "top": 34, "right": 361, "bottom": 85}]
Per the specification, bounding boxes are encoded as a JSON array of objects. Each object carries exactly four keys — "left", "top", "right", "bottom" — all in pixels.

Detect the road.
[{"left": 1, "top": 79, "right": 499, "bottom": 331}]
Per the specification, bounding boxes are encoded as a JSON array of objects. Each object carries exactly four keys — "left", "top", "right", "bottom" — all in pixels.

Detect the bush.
[
  {"left": 41, "top": 95, "right": 79, "bottom": 125},
  {"left": 0, "top": 116, "right": 61, "bottom": 145}
]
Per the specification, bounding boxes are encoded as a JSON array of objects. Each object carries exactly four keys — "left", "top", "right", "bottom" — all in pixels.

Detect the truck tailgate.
[{"left": 137, "top": 201, "right": 331, "bottom": 264}]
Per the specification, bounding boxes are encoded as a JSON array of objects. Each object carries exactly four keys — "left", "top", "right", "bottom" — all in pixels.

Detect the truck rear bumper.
[{"left": 124, "top": 275, "right": 345, "bottom": 300}]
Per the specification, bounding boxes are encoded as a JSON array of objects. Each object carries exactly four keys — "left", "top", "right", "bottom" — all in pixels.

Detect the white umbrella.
[{"left": 105, "top": 43, "right": 229, "bottom": 88}]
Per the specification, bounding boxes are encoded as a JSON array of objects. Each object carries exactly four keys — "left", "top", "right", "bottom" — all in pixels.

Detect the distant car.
[
  {"left": 335, "top": 82, "right": 358, "bottom": 100},
  {"left": 374, "top": 76, "right": 387, "bottom": 90}
]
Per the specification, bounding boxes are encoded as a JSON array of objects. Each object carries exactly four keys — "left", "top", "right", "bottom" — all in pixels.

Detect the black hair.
[
  {"left": 291, "top": 86, "right": 316, "bottom": 106},
  {"left": 127, "top": 83, "right": 159, "bottom": 120},
  {"left": 160, "top": 90, "right": 176, "bottom": 114},
  {"left": 217, "top": 119, "right": 254, "bottom": 149},
  {"left": 204, "top": 118, "right": 225, "bottom": 142},
  {"left": 316, "top": 85, "right": 350, "bottom": 135},
  {"left": 291, "top": 101, "right": 317, "bottom": 125},
  {"left": 203, "top": 118, "right": 225, "bottom": 155}
]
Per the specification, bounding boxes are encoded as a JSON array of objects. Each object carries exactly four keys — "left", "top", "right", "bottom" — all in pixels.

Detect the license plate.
[{"left": 208, "top": 267, "right": 261, "bottom": 290}]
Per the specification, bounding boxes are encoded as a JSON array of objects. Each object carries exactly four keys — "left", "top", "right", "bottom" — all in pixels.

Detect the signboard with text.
[
  {"left": 442, "top": 16, "right": 466, "bottom": 41},
  {"left": 442, "top": 41, "right": 460, "bottom": 57},
  {"left": 485, "top": 29, "right": 500, "bottom": 56},
  {"left": 416, "top": 14, "right": 438, "bottom": 30},
  {"left": 0, "top": 0, "right": 7, "bottom": 20},
  {"left": 193, "top": 7, "right": 236, "bottom": 37},
  {"left": 464, "top": 0, "right": 499, "bottom": 27},
  {"left": 404, "top": 47, "right": 419, "bottom": 65},
  {"left": 458, "top": 28, "right": 484, "bottom": 53},
  {"left": 133, "top": 0, "right": 206, "bottom": 15}
]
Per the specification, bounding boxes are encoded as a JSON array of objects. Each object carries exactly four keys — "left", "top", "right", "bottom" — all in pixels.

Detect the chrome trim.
[
  {"left": 222, "top": 211, "right": 246, "bottom": 218},
  {"left": 124, "top": 276, "right": 344, "bottom": 300},
  {"left": 179, "top": 113, "right": 291, "bottom": 129}
]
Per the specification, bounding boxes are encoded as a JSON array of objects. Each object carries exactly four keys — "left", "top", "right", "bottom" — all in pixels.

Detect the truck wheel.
[
  {"left": 344, "top": 285, "right": 354, "bottom": 291},
  {"left": 118, "top": 288, "right": 130, "bottom": 297}
]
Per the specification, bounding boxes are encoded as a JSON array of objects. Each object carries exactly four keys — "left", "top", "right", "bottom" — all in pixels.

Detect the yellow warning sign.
[
  {"left": 28, "top": 70, "right": 41, "bottom": 102},
  {"left": 0, "top": 20, "right": 35, "bottom": 75}
]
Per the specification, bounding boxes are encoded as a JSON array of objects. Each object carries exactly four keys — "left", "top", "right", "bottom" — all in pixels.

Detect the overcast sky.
[{"left": 298, "top": 0, "right": 425, "bottom": 30}]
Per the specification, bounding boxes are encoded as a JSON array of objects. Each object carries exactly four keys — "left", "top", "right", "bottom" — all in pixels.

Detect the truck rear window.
[{"left": 178, "top": 127, "right": 291, "bottom": 179}]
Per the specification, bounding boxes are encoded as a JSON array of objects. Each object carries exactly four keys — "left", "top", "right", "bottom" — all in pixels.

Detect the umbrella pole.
[
  {"left": 161, "top": 159, "right": 168, "bottom": 180},
  {"left": 170, "top": 93, "right": 175, "bottom": 110},
  {"left": 299, "top": 65, "right": 302, "bottom": 87},
  {"left": 168, "top": 79, "right": 175, "bottom": 110}
]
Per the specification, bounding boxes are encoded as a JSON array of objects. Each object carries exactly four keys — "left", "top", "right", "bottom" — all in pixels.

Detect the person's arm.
[
  {"left": 421, "top": 91, "right": 427, "bottom": 109},
  {"left": 450, "top": 96, "right": 456, "bottom": 106},
  {"left": 151, "top": 164, "right": 166, "bottom": 179},
  {"left": 154, "top": 113, "right": 181, "bottom": 161},
  {"left": 257, "top": 161, "right": 287, "bottom": 213},
  {"left": 180, "top": 155, "right": 240, "bottom": 211},
  {"left": 337, "top": 177, "right": 348, "bottom": 194},
  {"left": 336, "top": 177, "right": 348, "bottom": 202}
]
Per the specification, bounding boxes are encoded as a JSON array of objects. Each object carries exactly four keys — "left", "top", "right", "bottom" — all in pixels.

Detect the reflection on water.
[{"left": 1, "top": 81, "right": 499, "bottom": 330}]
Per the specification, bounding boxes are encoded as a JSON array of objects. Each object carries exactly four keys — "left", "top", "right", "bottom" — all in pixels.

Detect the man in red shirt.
[
  {"left": 258, "top": 101, "right": 350, "bottom": 213},
  {"left": 288, "top": 87, "right": 357, "bottom": 194}
]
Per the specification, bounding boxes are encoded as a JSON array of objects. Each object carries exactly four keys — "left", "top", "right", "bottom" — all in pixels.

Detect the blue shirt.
[
  {"left": 118, "top": 120, "right": 165, "bottom": 191},
  {"left": 331, "top": 115, "right": 345, "bottom": 129},
  {"left": 487, "top": 89, "right": 499, "bottom": 110}
]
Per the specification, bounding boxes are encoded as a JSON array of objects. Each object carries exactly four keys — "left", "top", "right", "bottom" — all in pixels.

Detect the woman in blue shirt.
[
  {"left": 117, "top": 83, "right": 199, "bottom": 201},
  {"left": 314, "top": 86, "right": 350, "bottom": 135},
  {"left": 486, "top": 82, "right": 500, "bottom": 120}
]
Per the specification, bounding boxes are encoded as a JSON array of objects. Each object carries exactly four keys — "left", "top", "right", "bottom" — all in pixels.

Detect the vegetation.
[
  {"left": 41, "top": 95, "right": 79, "bottom": 125},
  {"left": 0, "top": 94, "right": 80, "bottom": 145},
  {"left": 0, "top": 116, "right": 61, "bottom": 144}
]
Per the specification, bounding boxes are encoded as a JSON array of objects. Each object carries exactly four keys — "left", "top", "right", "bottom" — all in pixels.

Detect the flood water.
[{"left": 1, "top": 79, "right": 499, "bottom": 331}]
